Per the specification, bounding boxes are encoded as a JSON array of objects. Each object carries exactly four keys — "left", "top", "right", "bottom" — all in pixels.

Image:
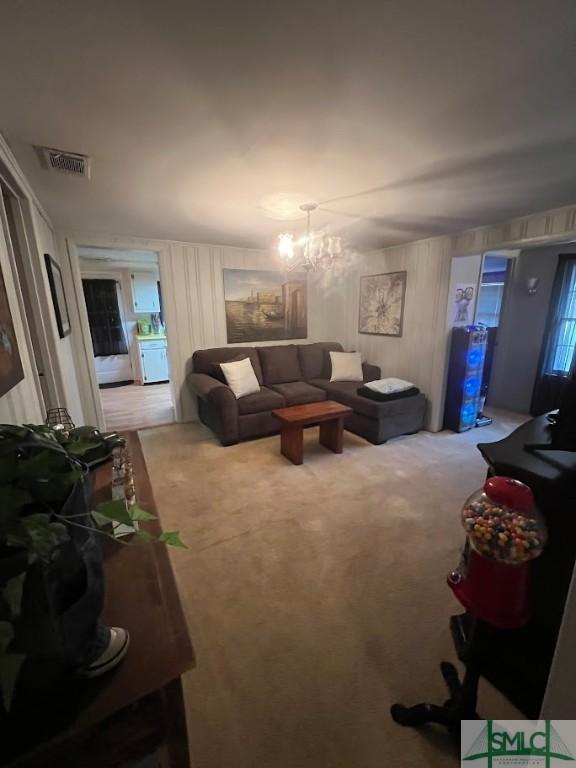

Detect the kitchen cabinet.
[
  {"left": 131, "top": 272, "right": 160, "bottom": 313},
  {"left": 139, "top": 339, "right": 169, "bottom": 383}
]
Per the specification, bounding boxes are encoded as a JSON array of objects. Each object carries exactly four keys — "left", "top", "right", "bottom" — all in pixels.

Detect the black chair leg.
[
  {"left": 440, "top": 661, "right": 461, "bottom": 700},
  {"left": 390, "top": 660, "right": 480, "bottom": 752},
  {"left": 390, "top": 701, "right": 455, "bottom": 728}
]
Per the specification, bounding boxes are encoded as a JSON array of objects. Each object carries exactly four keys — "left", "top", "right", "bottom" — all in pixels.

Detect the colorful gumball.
[{"left": 461, "top": 477, "right": 547, "bottom": 564}]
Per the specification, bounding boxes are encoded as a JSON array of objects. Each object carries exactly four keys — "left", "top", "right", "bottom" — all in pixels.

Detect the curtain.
[
  {"left": 531, "top": 256, "right": 576, "bottom": 414},
  {"left": 82, "top": 279, "right": 128, "bottom": 357}
]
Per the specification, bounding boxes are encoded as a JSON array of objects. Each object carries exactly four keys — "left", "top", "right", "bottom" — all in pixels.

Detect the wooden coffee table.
[{"left": 272, "top": 400, "right": 353, "bottom": 465}]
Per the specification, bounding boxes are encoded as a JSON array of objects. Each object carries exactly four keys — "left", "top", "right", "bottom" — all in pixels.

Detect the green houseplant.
[{"left": 0, "top": 424, "right": 184, "bottom": 711}]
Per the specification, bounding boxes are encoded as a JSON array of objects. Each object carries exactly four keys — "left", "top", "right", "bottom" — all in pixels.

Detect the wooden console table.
[{"left": 1, "top": 432, "right": 195, "bottom": 768}]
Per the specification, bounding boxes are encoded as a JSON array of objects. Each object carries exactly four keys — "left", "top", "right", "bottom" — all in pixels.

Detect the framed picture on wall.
[
  {"left": 223, "top": 268, "right": 307, "bottom": 343},
  {"left": 358, "top": 271, "right": 407, "bottom": 337},
  {"left": 45, "top": 254, "right": 71, "bottom": 338},
  {"left": 452, "top": 283, "right": 476, "bottom": 326},
  {"left": 0, "top": 258, "right": 25, "bottom": 397}
]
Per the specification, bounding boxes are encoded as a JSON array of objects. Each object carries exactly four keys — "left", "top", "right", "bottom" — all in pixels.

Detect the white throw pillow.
[
  {"left": 365, "top": 378, "right": 414, "bottom": 394},
  {"left": 329, "top": 351, "right": 363, "bottom": 382},
  {"left": 220, "top": 357, "right": 260, "bottom": 399}
]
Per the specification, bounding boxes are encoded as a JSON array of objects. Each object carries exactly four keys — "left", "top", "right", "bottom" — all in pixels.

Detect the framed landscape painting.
[
  {"left": 0, "top": 259, "right": 24, "bottom": 397},
  {"left": 358, "top": 271, "right": 407, "bottom": 337},
  {"left": 223, "top": 269, "right": 307, "bottom": 343}
]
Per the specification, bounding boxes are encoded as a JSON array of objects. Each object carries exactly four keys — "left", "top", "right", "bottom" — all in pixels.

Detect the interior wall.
[
  {"left": 0, "top": 135, "right": 84, "bottom": 425},
  {"left": 488, "top": 243, "right": 576, "bottom": 413},
  {"left": 445, "top": 254, "right": 482, "bottom": 329},
  {"left": 66, "top": 234, "right": 347, "bottom": 425},
  {"left": 161, "top": 242, "right": 347, "bottom": 421},
  {"left": 30, "top": 206, "right": 84, "bottom": 423},
  {"left": 342, "top": 237, "right": 453, "bottom": 430}
]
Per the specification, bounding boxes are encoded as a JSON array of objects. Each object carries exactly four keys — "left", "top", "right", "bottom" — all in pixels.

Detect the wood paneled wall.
[
  {"left": 31, "top": 207, "right": 84, "bottom": 423},
  {"left": 68, "top": 200, "right": 576, "bottom": 430},
  {"left": 451, "top": 202, "right": 576, "bottom": 256},
  {"left": 348, "top": 201, "right": 576, "bottom": 431},
  {"left": 160, "top": 242, "right": 347, "bottom": 421},
  {"left": 343, "top": 237, "right": 452, "bottom": 431}
]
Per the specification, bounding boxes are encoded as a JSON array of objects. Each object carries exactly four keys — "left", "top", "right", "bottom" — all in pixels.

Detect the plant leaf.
[
  {"left": 2, "top": 574, "right": 26, "bottom": 618},
  {"left": 69, "top": 426, "right": 101, "bottom": 441},
  {"left": 17, "top": 449, "right": 62, "bottom": 479},
  {"left": 0, "top": 622, "right": 14, "bottom": 655},
  {"left": 65, "top": 441, "right": 97, "bottom": 456},
  {"left": 91, "top": 510, "right": 113, "bottom": 528},
  {"left": 21, "top": 514, "right": 68, "bottom": 560},
  {"left": 94, "top": 500, "right": 133, "bottom": 526},
  {"left": 135, "top": 529, "right": 156, "bottom": 543},
  {"left": 128, "top": 504, "right": 157, "bottom": 522},
  {"left": 0, "top": 485, "right": 32, "bottom": 515},
  {"left": 0, "top": 454, "right": 17, "bottom": 484},
  {"left": 159, "top": 531, "right": 187, "bottom": 548},
  {"left": 0, "top": 652, "right": 25, "bottom": 711},
  {"left": 28, "top": 471, "right": 82, "bottom": 504}
]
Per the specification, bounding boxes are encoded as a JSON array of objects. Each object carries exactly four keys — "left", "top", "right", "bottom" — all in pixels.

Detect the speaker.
[{"left": 444, "top": 325, "right": 488, "bottom": 432}]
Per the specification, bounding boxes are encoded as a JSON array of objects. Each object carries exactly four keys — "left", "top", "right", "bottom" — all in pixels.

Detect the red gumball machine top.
[{"left": 461, "top": 476, "right": 547, "bottom": 565}]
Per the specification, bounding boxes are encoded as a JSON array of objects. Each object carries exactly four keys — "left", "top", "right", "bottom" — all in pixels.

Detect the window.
[
  {"left": 476, "top": 283, "right": 505, "bottom": 327},
  {"left": 547, "top": 260, "right": 576, "bottom": 375}
]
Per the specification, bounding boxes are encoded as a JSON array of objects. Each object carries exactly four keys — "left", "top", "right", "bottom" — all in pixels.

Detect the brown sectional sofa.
[{"left": 188, "top": 342, "right": 426, "bottom": 446}]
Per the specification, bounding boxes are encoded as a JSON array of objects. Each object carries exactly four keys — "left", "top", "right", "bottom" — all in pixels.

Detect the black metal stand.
[
  {"left": 390, "top": 661, "right": 479, "bottom": 749},
  {"left": 390, "top": 615, "right": 480, "bottom": 753}
]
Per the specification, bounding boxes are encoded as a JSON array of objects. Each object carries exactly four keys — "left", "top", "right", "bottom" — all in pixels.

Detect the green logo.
[{"left": 463, "top": 721, "right": 575, "bottom": 767}]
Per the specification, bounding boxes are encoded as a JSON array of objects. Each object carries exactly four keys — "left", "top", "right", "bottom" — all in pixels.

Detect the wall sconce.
[{"left": 526, "top": 277, "right": 539, "bottom": 295}]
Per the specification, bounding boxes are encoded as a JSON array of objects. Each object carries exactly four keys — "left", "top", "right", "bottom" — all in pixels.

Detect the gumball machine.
[
  {"left": 391, "top": 476, "right": 547, "bottom": 747},
  {"left": 448, "top": 476, "right": 546, "bottom": 629}
]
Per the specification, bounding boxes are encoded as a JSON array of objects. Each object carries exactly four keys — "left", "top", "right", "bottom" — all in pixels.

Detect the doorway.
[
  {"left": 486, "top": 242, "right": 576, "bottom": 415},
  {"left": 78, "top": 246, "right": 175, "bottom": 432}
]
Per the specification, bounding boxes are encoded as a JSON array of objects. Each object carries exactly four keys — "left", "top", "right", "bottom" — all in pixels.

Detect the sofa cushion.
[
  {"left": 237, "top": 386, "right": 286, "bottom": 415},
  {"left": 206, "top": 354, "right": 248, "bottom": 383},
  {"left": 220, "top": 357, "right": 261, "bottom": 399},
  {"left": 329, "top": 351, "right": 363, "bottom": 382},
  {"left": 192, "top": 347, "right": 263, "bottom": 384},
  {"left": 309, "top": 379, "right": 425, "bottom": 420},
  {"left": 258, "top": 345, "right": 302, "bottom": 384},
  {"left": 297, "top": 342, "right": 343, "bottom": 380},
  {"left": 270, "top": 381, "right": 326, "bottom": 406}
]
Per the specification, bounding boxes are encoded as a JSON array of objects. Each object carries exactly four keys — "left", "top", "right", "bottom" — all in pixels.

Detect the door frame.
[
  {"left": 0, "top": 169, "right": 65, "bottom": 414},
  {"left": 65, "top": 233, "right": 177, "bottom": 429}
]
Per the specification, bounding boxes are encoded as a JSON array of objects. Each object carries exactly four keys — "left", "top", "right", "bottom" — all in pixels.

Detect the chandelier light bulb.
[
  {"left": 278, "top": 233, "right": 295, "bottom": 260},
  {"left": 276, "top": 201, "right": 346, "bottom": 271}
]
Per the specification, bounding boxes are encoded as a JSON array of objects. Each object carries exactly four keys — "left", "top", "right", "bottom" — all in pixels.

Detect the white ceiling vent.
[{"left": 40, "top": 147, "right": 91, "bottom": 179}]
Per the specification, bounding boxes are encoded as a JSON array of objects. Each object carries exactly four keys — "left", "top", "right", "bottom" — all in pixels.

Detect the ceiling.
[{"left": 1, "top": 0, "right": 576, "bottom": 251}]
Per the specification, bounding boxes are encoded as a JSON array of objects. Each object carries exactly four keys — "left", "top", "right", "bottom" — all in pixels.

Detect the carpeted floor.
[{"left": 139, "top": 410, "right": 526, "bottom": 768}]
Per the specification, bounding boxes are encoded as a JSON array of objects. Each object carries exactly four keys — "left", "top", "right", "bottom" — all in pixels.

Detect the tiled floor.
[{"left": 100, "top": 382, "right": 175, "bottom": 432}]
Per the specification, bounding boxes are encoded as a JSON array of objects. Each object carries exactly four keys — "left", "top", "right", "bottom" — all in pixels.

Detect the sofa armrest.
[
  {"left": 188, "top": 372, "right": 229, "bottom": 399},
  {"left": 362, "top": 362, "right": 381, "bottom": 383},
  {"left": 188, "top": 373, "right": 239, "bottom": 444}
]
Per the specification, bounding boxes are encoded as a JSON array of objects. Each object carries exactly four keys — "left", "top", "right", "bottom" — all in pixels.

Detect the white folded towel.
[{"left": 364, "top": 377, "right": 415, "bottom": 394}]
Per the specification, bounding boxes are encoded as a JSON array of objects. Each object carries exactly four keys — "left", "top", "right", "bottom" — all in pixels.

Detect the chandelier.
[{"left": 278, "top": 203, "right": 344, "bottom": 271}]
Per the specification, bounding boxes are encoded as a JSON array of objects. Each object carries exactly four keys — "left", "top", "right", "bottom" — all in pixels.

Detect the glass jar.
[{"left": 461, "top": 476, "right": 546, "bottom": 564}]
